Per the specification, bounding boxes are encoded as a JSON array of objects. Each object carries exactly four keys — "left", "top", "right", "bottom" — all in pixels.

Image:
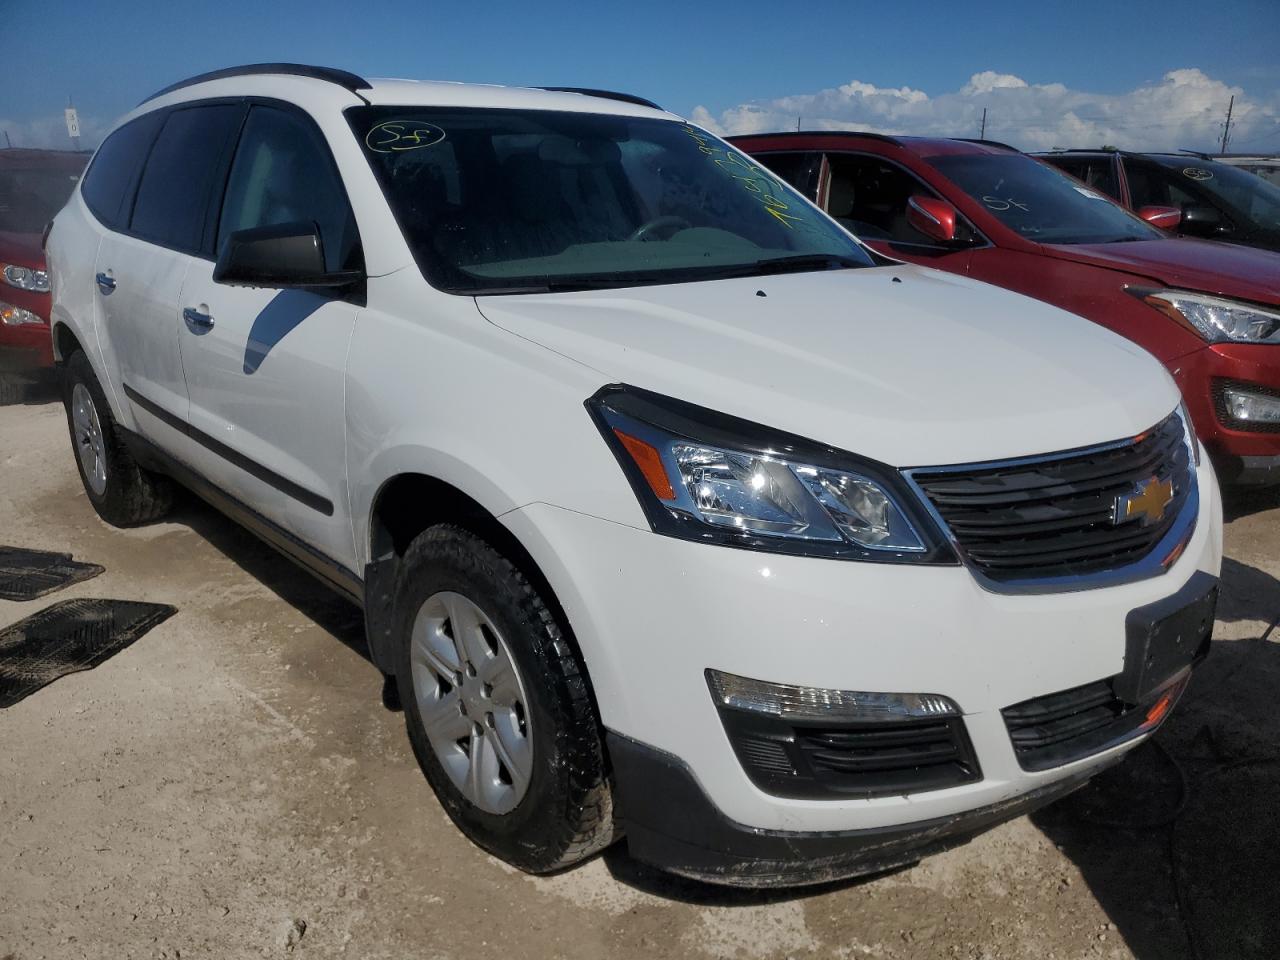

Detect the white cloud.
[{"left": 692, "top": 69, "right": 1280, "bottom": 153}]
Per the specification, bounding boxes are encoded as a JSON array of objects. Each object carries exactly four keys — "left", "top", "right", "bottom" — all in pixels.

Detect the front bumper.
[
  {"left": 1171, "top": 342, "right": 1280, "bottom": 481},
  {"left": 608, "top": 731, "right": 1103, "bottom": 887},
  {"left": 502, "top": 457, "right": 1221, "bottom": 866}
]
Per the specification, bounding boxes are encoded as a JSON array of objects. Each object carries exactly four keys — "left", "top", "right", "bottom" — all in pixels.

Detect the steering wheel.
[{"left": 628, "top": 215, "right": 691, "bottom": 242}]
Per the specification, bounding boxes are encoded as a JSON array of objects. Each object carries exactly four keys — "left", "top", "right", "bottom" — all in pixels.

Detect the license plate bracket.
[{"left": 1115, "top": 571, "right": 1217, "bottom": 705}]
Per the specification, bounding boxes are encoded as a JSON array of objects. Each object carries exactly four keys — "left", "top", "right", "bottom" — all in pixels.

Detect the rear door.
[
  {"left": 177, "top": 102, "right": 364, "bottom": 572},
  {"left": 93, "top": 103, "right": 244, "bottom": 441}
]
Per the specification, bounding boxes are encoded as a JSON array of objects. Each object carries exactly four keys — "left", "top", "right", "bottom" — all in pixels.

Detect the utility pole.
[
  {"left": 3, "top": 130, "right": 10, "bottom": 149},
  {"left": 796, "top": 115, "right": 801, "bottom": 132},
  {"left": 65, "top": 96, "right": 81, "bottom": 151},
  {"left": 1220, "top": 95, "right": 1234, "bottom": 154},
  {"left": 980, "top": 107, "right": 987, "bottom": 139}
]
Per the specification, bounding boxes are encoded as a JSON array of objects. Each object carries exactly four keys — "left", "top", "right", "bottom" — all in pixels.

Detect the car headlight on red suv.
[
  {"left": 1131, "top": 287, "right": 1280, "bottom": 344},
  {"left": 2, "top": 264, "right": 50, "bottom": 294}
]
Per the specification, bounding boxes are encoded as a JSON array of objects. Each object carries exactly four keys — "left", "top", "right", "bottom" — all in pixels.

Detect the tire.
[
  {"left": 62, "top": 350, "right": 174, "bottom": 526},
  {"left": 394, "top": 524, "right": 615, "bottom": 873}
]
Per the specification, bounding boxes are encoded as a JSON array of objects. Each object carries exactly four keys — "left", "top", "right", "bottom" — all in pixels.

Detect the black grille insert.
[
  {"left": 911, "top": 412, "right": 1193, "bottom": 584},
  {"left": 718, "top": 709, "right": 981, "bottom": 800}
]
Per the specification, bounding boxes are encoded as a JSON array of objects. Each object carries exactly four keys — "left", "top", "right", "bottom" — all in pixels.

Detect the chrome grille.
[{"left": 909, "top": 412, "right": 1195, "bottom": 586}]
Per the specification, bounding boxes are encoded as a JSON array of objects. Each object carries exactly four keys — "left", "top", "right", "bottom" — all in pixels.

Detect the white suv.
[{"left": 47, "top": 64, "right": 1223, "bottom": 886}]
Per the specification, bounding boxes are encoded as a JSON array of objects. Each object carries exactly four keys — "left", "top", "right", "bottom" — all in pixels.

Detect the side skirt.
[{"left": 119, "top": 427, "right": 365, "bottom": 608}]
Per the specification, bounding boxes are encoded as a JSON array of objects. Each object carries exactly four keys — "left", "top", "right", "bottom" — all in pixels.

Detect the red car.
[
  {"left": 732, "top": 133, "right": 1280, "bottom": 485},
  {"left": 0, "top": 148, "right": 89, "bottom": 401}
]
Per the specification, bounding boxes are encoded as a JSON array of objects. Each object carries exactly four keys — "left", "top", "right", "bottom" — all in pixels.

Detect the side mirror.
[
  {"left": 906, "top": 195, "right": 958, "bottom": 244},
  {"left": 1137, "top": 205, "right": 1181, "bottom": 231},
  {"left": 1179, "top": 204, "right": 1226, "bottom": 237},
  {"left": 214, "top": 222, "right": 362, "bottom": 289}
]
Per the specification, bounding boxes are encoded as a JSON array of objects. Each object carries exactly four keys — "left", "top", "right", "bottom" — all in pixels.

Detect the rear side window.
[
  {"left": 217, "top": 105, "right": 362, "bottom": 272},
  {"left": 130, "top": 104, "right": 244, "bottom": 253},
  {"left": 81, "top": 112, "right": 164, "bottom": 229}
]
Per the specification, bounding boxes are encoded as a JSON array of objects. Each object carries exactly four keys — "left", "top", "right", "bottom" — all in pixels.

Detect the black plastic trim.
[
  {"left": 141, "top": 63, "right": 372, "bottom": 106},
  {"left": 122, "top": 383, "right": 334, "bottom": 516},
  {"left": 536, "top": 86, "right": 662, "bottom": 111},
  {"left": 119, "top": 426, "right": 362, "bottom": 605},
  {"left": 585, "top": 384, "right": 957, "bottom": 565},
  {"left": 607, "top": 731, "right": 1099, "bottom": 887}
]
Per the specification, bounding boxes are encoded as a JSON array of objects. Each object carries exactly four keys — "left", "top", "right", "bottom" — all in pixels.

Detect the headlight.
[
  {"left": 1178, "top": 401, "right": 1201, "bottom": 466},
  {"left": 587, "top": 385, "right": 955, "bottom": 563},
  {"left": 0, "top": 301, "right": 43, "bottom": 326},
  {"left": 1131, "top": 287, "right": 1280, "bottom": 344},
  {"left": 2, "top": 263, "right": 50, "bottom": 293}
]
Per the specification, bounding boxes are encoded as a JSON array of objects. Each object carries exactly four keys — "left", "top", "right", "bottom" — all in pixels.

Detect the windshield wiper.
[{"left": 747, "top": 254, "right": 866, "bottom": 275}]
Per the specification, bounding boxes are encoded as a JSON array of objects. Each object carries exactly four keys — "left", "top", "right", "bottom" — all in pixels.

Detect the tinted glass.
[
  {"left": 349, "top": 107, "right": 871, "bottom": 294},
  {"left": 80, "top": 112, "right": 163, "bottom": 229},
  {"left": 130, "top": 104, "right": 243, "bottom": 252},
  {"left": 218, "top": 105, "right": 362, "bottom": 272},
  {"left": 1043, "top": 156, "right": 1120, "bottom": 201},
  {"left": 1148, "top": 158, "right": 1280, "bottom": 230},
  {"left": 931, "top": 153, "right": 1160, "bottom": 244},
  {"left": 752, "top": 151, "right": 821, "bottom": 199},
  {"left": 0, "top": 160, "right": 88, "bottom": 233},
  {"left": 825, "top": 153, "right": 978, "bottom": 245},
  {"left": 1124, "top": 162, "right": 1198, "bottom": 210}
]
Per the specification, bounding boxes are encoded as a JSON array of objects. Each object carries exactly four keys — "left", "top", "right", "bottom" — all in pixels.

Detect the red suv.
[
  {"left": 0, "top": 148, "right": 89, "bottom": 401},
  {"left": 732, "top": 133, "right": 1280, "bottom": 485}
]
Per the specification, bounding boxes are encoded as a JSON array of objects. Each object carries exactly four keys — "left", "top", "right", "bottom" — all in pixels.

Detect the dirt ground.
[{"left": 1, "top": 391, "right": 1277, "bottom": 960}]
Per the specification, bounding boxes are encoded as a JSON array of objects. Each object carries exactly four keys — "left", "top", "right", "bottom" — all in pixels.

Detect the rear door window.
[
  {"left": 217, "top": 105, "right": 362, "bottom": 272},
  {"left": 130, "top": 104, "right": 244, "bottom": 253},
  {"left": 80, "top": 112, "right": 164, "bottom": 230}
]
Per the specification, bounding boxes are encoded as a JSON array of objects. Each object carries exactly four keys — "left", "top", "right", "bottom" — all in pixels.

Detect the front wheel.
[
  {"left": 394, "top": 524, "right": 615, "bottom": 873},
  {"left": 62, "top": 350, "right": 173, "bottom": 526}
]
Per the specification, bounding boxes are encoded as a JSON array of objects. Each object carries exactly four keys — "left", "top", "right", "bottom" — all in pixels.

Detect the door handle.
[
  {"left": 182, "top": 306, "right": 214, "bottom": 332},
  {"left": 95, "top": 272, "right": 116, "bottom": 295}
]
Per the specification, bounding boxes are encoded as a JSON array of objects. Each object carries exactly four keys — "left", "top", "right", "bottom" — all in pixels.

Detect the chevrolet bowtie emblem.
[{"left": 1113, "top": 476, "right": 1175, "bottom": 526}]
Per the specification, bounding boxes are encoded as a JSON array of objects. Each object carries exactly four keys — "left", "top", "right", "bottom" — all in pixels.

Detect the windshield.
[
  {"left": 0, "top": 164, "right": 84, "bottom": 234},
  {"left": 347, "top": 107, "right": 872, "bottom": 293},
  {"left": 1157, "top": 159, "right": 1280, "bottom": 231},
  {"left": 930, "top": 153, "right": 1162, "bottom": 245}
]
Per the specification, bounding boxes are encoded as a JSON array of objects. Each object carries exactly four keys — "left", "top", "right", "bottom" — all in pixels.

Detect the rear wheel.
[
  {"left": 62, "top": 350, "right": 173, "bottom": 526},
  {"left": 395, "top": 524, "right": 615, "bottom": 872}
]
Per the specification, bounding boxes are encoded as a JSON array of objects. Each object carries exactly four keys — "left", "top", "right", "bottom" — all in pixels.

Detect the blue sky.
[{"left": 5, "top": 0, "right": 1279, "bottom": 151}]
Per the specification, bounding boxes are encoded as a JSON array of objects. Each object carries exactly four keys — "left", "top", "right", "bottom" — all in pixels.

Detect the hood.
[
  {"left": 1043, "top": 237, "right": 1280, "bottom": 306},
  {"left": 0, "top": 230, "right": 45, "bottom": 270},
  {"left": 476, "top": 265, "right": 1181, "bottom": 467}
]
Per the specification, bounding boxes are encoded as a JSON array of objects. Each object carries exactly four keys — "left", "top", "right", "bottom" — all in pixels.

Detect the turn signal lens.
[
  {"left": 1144, "top": 691, "right": 1174, "bottom": 727},
  {"left": 613, "top": 429, "right": 675, "bottom": 500}
]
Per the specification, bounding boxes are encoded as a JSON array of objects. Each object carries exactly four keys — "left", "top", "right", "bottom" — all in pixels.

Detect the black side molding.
[{"left": 123, "top": 383, "right": 334, "bottom": 516}]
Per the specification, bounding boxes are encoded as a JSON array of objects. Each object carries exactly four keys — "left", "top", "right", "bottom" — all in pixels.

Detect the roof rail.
[
  {"left": 140, "top": 63, "right": 372, "bottom": 106},
  {"left": 728, "top": 130, "right": 903, "bottom": 146},
  {"left": 956, "top": 137, "right": 1020, "bottom": 152},
  {"left": 537, "top": 87, "right": 662, "bottom": 111}
]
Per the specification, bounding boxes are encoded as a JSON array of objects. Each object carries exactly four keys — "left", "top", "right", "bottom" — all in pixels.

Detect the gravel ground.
[{"left": 1, "top": 393, "right": 1277, "bottom": 960}]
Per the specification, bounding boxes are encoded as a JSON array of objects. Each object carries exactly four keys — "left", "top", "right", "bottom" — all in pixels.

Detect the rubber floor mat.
[
  {"left": 0, "top": 546, "right": 104, "bottom": 601},
  {"left": 0, "top": 598, "right": 176, "bottom": 708}
]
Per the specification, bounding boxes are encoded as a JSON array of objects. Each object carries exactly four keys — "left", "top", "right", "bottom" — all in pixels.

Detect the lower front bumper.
[{"left": 609, "top": 731, "right": 1102, "bottom": 888}]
